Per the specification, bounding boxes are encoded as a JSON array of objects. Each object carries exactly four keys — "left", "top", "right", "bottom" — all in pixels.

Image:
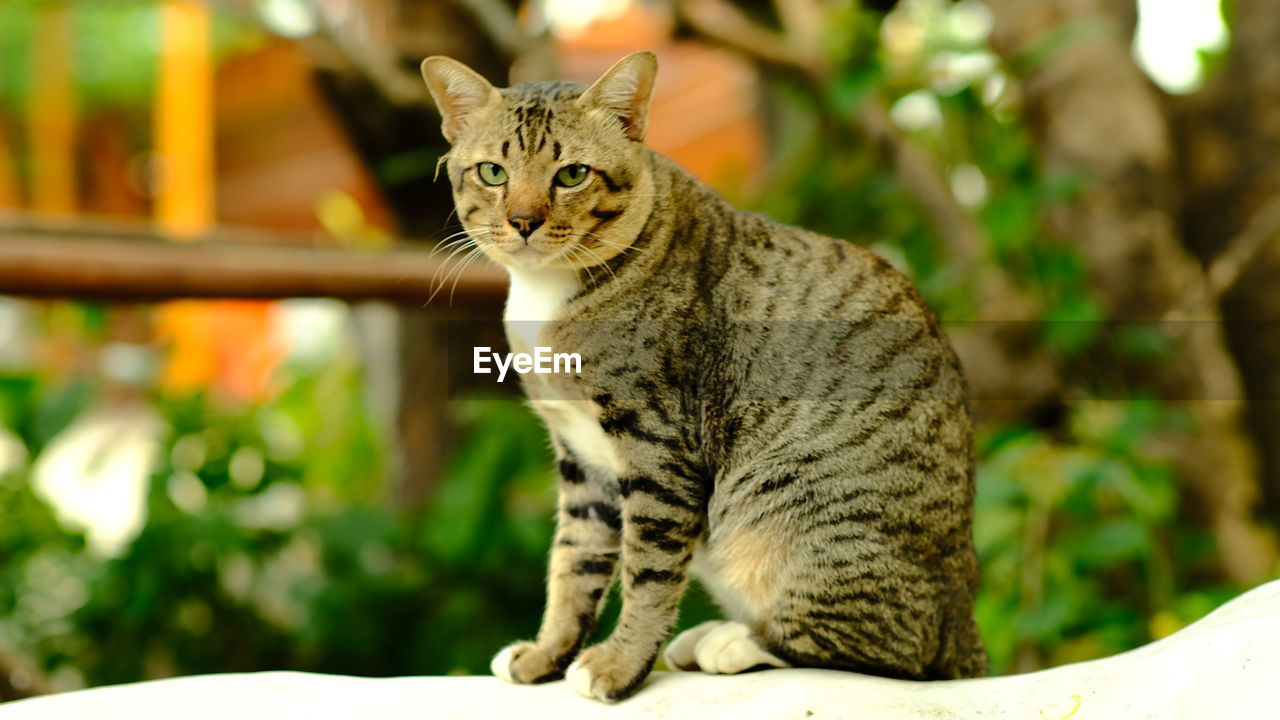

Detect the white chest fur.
[
  {"left": 503, "top": 266, "right": 580, "bottom": 351},
  {"left": 504, "top": 266, "right": 624, "bottom": 477}
]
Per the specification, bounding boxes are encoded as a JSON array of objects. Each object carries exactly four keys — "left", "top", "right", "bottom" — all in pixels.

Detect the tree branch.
[
  {"left": 302, "top": 29, "right": 432, "bottom": 107},
  {"left": 449, "top": 0, "right": 557, "bottom": 83},
  {"left": 1165, "top": 185, "right": 1280, "bottom": 323},
  {"left": 1206, "top": 187, "right": 1280, "bottom": 301},
  {"left": 678, "top": 0, "right": 826, "bottom": 75},
  {"left": 450, "top": 0, "right": 529, "bottom": 59},
  {"left": 772, "top": 0, "right": 825, "bottom": 56},
  {"left": 675, "top": 0, "right": 1030, "bottom": 319}
]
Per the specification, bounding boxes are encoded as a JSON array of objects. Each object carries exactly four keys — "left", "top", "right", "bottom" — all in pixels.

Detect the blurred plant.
[
  {"left": 972, "top": 400, "right": 1236, "bottom": 672},
  {"left": 0, "top": 319, "right": 559, "bottom": 688},
  {"left": 0, "top": 298, "right": 547, "bottom": 689}
]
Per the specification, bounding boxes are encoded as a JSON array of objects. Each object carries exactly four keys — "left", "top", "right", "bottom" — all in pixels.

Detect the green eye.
[
  {"left": 555, "top": 164, "right": 589, "bottom": 187},
  {"left": 478, "top": 162, "right": 507, "bottom": 186}
]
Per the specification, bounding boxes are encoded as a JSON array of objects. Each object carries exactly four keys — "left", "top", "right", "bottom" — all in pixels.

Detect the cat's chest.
[
  {"left": 504, "top": 267, "right": 624, "bottom": 476},
  {"left": 503, "top": 266, "right": 579, "bottom": 352}
]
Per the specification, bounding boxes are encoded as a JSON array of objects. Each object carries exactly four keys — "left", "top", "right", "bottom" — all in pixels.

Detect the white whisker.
[
  {"left": 448, "top": 247, "right": 491, "bottom": 304},
  {"left": 575, "top": 232, "right": 644, "bottom": 255},
  {"left": 432, "top": 231, "right": 490, "bottom": 276},
  {"left": 566, "top": 245, "right": 601, "bottom": 286},
  {"left": 575, "top": 242, "right": 618, "bottom": 282},
  {"left": 427, "top": 245, "right": 488, "bottom": 306}
]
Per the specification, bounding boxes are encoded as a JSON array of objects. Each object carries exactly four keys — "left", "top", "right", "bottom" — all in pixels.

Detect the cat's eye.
[
  {"left": 555, "top": 164, "right": 590, "bottom": 188},
  {"left": 478, "top": 162, "right": 508, "bottom": 186}
]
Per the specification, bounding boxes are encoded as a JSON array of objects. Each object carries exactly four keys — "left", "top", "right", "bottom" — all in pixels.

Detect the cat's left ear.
[
  {"left": 420, "top": 56, "right": 503, "bottom": 143},
  {"left": 577, "top": 51, "right": 658, "bottom": 142}
]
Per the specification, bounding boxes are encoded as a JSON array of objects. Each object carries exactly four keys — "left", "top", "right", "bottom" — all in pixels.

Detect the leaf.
[
  {"left": 1059, "top": 519, "right": 1150, "bottom": 569},
  {"left": 1040, "top": 293, "right": 1104, "bottom": 355}
]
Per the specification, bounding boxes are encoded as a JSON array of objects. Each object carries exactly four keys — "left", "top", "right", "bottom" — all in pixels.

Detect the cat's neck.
[{"left": 503, "top": 265, "right": 581, "bottom": 350}]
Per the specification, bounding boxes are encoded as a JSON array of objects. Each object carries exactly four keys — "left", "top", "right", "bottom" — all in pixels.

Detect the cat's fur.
[{"left": 421, "top": 51, "right": 986, "bottom": 702}]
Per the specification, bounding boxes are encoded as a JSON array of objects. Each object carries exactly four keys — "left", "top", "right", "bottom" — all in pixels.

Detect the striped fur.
[{"left": 423, "top": 52, "right": 986, "bottom": 702}]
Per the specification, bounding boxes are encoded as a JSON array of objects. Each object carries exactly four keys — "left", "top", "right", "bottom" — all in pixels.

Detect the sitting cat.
[{"left": 420, "top": 51, "right": 986, "bottom": 702}]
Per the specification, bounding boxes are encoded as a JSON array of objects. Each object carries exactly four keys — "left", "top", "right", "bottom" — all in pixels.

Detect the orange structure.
[
  {"left": 29, "top": 4, "right": 76, "bottom": 215},
  {"left": 153, "top": 1, "right": 283, "bottom": 402},
  {"left": 155, "top": 0, "right": 215, "bottom": 237}
]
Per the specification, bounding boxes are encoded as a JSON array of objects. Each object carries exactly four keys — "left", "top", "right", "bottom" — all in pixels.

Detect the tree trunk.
[
  {"left": 986, "top": 0, "right": 1276, "bottom": 583},
  {"left": 1175, "top": 0, "right": 1280, "bottom": 518}
]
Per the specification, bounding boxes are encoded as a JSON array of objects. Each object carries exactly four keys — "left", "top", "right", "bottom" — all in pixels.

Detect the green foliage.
[
  {"left": 0, "top": 360, "right": 566, "bottom": 687},
  {"left": 972, "top": 400, "right": 1234, "bottom": 671}
]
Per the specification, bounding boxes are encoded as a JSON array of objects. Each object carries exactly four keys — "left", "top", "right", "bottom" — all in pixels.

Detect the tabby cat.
[{"left": 420, "top": 51, "right": 986, "bottom": 702}]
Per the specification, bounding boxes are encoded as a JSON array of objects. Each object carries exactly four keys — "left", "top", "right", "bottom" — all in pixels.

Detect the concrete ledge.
[{"left": 4, "top": 580, "right": 1276, "bottom": 719}]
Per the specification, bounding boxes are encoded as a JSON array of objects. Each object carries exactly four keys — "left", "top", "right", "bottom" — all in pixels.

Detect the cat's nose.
[{"left": 508, "top": 214, "right": 545, "bottom": 239}]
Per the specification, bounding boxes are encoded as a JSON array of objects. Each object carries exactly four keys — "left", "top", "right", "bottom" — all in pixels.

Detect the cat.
[{"left": 420, "top": 51, "right": 987, "bottom": 702}]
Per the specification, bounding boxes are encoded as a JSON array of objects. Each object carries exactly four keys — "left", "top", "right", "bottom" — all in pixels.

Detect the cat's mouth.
[
  {"left": 487, "top": 238, "right": 563, "bottom": 270},
  {"left": 505, "top": 243, "right": 546, "bottom": 262}
]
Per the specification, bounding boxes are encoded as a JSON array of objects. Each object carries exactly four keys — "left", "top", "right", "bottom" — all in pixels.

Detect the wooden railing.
[{"left": 0, "top": 216, "right": 507, "bottom": 305}]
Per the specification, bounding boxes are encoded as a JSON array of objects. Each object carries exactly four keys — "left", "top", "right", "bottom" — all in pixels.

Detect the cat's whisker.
[
  {"left": 566, "top": 245, "right": 602, "bottom": 286},
  {"left": 568, "top": 230, "right": 646, "bottom": 260},
  {"left": 448, "top": 246, "right": 492, "bottom": 304},
  {"left": 427, "top": 245, "right": 487, "bottom": 306},
  {"left": 434, "top": 231, "right": 490, "bottom": 265},
  {"left": 426, "top": 234, "right": 481, "bottom": 265},
  {"left": 431, "top": 223, "right": 497, "bottom": 244},
  {"left": 429, "top": 241, "right": 477, "bottom": 288},
  {"left": 428, "top": 233, "right": 490, "bottom": 295},
  {"left": 574, "top": 233, "right": 645, "bottom": 255},
  {"left": 430, "top": 226, "right": 492, "bottom": 255},
  {"left": 430, "top": 223, "right": 479, "bottom": 243},
  {"left": 574, "top": 242, "right": 618, "bottom": 282},
  {"left": 440, "top": 204, "right": 460, "bottom": 229}
]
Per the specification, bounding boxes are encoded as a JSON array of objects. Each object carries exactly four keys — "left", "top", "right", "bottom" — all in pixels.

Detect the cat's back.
[
  {"left": 718, "top": 210, "right": 926, "bottom": 325},
  {"left": 702, "top": 206, "right": 961, "bottom": 400}
]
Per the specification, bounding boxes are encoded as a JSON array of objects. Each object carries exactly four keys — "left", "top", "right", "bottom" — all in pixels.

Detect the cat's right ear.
[
  {"left": 578, "top": 51, "right": 658, "bottom": 142},
  {"left": 420, "top": 56, "right": 502, "bottom": 143}
]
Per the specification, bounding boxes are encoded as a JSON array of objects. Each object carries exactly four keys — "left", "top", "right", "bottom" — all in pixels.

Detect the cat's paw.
[
  {"left": 691, "top": 621, "right": 789, "bottom": 674},
  {"left": 490, "top": 641, "right": 565, "bottom": 684},
  {"left": 566, "top": 644, "right": 653, "bottom": 702},
  {"left": 663, "top": 620, "right": 726, "bottom": 670}
]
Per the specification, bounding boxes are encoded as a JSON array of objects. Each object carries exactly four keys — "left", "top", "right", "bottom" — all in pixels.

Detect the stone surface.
[{"left": 3, "top": 580, "right": 1277, "bottom": 719}]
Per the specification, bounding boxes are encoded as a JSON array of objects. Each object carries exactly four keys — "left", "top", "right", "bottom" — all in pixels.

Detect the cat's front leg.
[
  {"left": 492, "top": 455, "right": 620, "bottom": 684},
  {"left": 568, "top": 466, "right": 705, "bottom": 702}
]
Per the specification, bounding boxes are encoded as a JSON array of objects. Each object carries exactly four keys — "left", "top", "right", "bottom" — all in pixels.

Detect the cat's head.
[{"left": 421, "top": 52, "right": 658, "bottom": 271}]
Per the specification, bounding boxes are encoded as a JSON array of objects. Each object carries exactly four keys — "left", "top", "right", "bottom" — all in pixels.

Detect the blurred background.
[{"left": 1, "top": 0, "right": 1278, "bottom": 701}]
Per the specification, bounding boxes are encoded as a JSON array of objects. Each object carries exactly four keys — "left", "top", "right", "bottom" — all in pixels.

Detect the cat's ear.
[
  {"left": 420, "top": 56, "right": 502, "bottom": 143},
  {"left": 577, "top": 51, "right": 658, "bottom": 142}
]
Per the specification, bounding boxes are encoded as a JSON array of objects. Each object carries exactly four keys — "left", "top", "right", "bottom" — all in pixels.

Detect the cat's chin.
[
  {"left": 496, "top": 244, "right": 591, "bottom": 272},
  {"left": 492, "top": 243, "right": 560, "bottom": 271}
]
